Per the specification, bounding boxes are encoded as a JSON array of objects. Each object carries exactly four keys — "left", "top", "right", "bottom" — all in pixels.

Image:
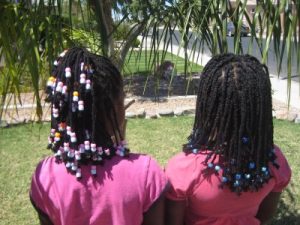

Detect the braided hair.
[
  {"left": 45, "top": 47, "right": 129, "bottom": 179},
  {"left": 185, "top": 53, "right": 278, "bottom": 193}
]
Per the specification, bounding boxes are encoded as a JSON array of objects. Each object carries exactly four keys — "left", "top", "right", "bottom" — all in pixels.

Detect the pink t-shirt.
[
  {"left": 165, "top": 146, "right": 291, "bottom": 225},
  {"left": 30, "top": 153, "right": 167, "bottom": 225}
]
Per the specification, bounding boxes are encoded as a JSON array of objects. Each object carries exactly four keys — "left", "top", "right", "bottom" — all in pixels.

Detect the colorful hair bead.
[
  {"left": 58, "top": 122, "right": 66, "bottom": 131},
  {"left": 71, "top": 163, "right": 78, "bottom": 171},
  {"left": 116, "top": 145, "right": 125, "bottom": 157},
  {"left": 53, "top": 108, "right": 59, "bottom": 118},
  {"left": 62, "top": 85, "right": 68, "bottom": 95},
  {"left": 59, "top": 50, "right": 67, "bottom": 58},
  {"left": 245, "top": 174, "right": 251, "bottom": 179},
  {"left": 64, "top": 142, "right": 70, "bottom": 152},
  {"left": 234, "top": 180, "right": 240, "bottom": 187},
  {"left": 104, "top": 148, "right": 110, "bottom": 156},
  {"left": 97, "top": 147, "right": 103, "bottom": 155},
  {"left": 85, "top": 80, "right": 91, "bottom": 90},
  {"left": 91, "top": 143, "right": 97, "bottom": 152},
  {"left": 84, "top": 141, "right": 90, "bottom": 151},
  {"left": 121, "top": 140, "right": 127, "bottom": 147},
  {"left": 66, "top": 162, "right": 71, "bottom": 169},
  {"left": 79, "top": 144, "right": 85, "bottom": 153},
  {"left": 50, "top": 129, "right": 56, "bottom": 137},
  {"left": 47, "top": 76, "right": 56, "bottom": 88},
  {"left": 66, "top": 126, "right": 72, "bottom": 136},
  {"left": 91, "top": 165, "right": 97, "bottom": 176},
  {"left": 261, "top": 166, "right": 267, "bottom": 172},
  {"left": 55, "top": 149, "right": 62, "bottom": 157},
  {"left": 222, "top": 176, "right": 228, "bottom": 183},
  {"left": 78, "top": 100, "right": 84, "bottom": 111},
  {"left": 215, "top": 165, "right": 221, "bottom": 172},
  {"left": 249, "top": 162, "right": 255, "bottom": 169},
  {"left": 73, "top": 91, "right": 79, "bottom": 102},
  {"left": 56, "top": 81, "right": 63, "bottom": 92},
  {"left": 54, "top": 60, "right": 58, "bottom": 66},
  {"left": 192, "top": 148, "right": 198, "bottom": 154},
  {"left": 65, "top": 67, "right": 71, "bottom": 78},
  {"left": 54, "top": 132, "right": 61, "bottom": 142},
  {"left": 80, "top": 62, "right": 84, "bottom": 71},
  {"left": 76, "top": 168, "right": 82, "bottom": 179},
  {"left": 235, "top": 173, "right": 242, "bottom": 180},
  {"left": 70, "top": 132, "right": 77, "bottom": 143},
  {"left": 75, "top": 150, "right": 81, "bottom": 160},
  {"left": 242, "top": 136, "right": 249, "bottom": 144},
  {"left": 67, "top": 150, "right": 75, "bottom": 158},
  {"left": 208, "top": 162, "right": 214, "bottom": 168},
  {"left": 80, "top": 73, "right": 86, "bottom": 84},
  {"left": 47, "top": 137, "right": 53, "bottom": 149}
]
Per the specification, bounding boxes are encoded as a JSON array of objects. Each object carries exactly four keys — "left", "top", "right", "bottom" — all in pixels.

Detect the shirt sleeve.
[
  {"left": 270, "top": 146, "right": 292, "bottom": 192},
  {"left": 142, "top": 157, "right": 167, "bottom": 212},
  {"left": 165, "top": 153, "right": 197, "bottom": 201},
  {"left": 30, "top": 158, "right": 56, "bottom": 219}
]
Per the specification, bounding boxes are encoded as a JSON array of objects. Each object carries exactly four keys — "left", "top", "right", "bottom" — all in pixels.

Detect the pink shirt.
[
  {"left": 30, "top": 154, "right": 167, "bottom": 225},
  {"left": 165, "top": 146, "right": 291, "bottom": 225}
]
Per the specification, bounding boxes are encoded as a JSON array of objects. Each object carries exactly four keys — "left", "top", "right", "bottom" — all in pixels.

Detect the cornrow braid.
[
  {"left": 185, "top": 53, "right": 277, "bottom": 193},
  {"left": 45, "top": 47, "right": 129, "bottom": 179}
]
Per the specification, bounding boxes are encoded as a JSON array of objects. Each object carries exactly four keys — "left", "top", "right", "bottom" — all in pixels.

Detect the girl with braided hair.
[
  {"left": 30, "top": 47, "right": 167, "bottom": 225},
  {"left": 165, "top": 53, "right": 291, "bottom": 225}
]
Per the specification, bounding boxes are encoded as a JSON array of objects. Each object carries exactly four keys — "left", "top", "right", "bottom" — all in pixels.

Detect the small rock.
[
  {"left": 145, "top": 112, "right": 159, "bottom": 119},
  {"left": 295, "top": 115, "right": 300, "bottom": 124},
  {"left": 158, "top": 109, "right": 174, "bottom": 117},
  {"left": 174, "top": 108, "right": 184, "bottom": 116},
  {"left": 275, "top": 110, "right": 297, "bottom": 122},
  {"left": 136, "top": 108, "right": 146, "bottom": 118},
  {"left": 0, "top": 120, "right": 9, "bottom": 128},
  {"left": 183, "top": 108, "right": 196, "bottom": 115},
  {"left": 125, "top": 112, "right": 136, "bottom": 118}
]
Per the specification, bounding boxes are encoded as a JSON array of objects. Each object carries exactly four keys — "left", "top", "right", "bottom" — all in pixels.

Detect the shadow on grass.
[
  {"left": 124, "top": 72, "right": 200, "bottom": 98},
  {"left": 271, "top": 186, "right": 300, "bottom": 225}
]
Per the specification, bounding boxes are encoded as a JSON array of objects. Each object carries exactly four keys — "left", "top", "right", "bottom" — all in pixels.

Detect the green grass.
[
  {"left": 122, "top": 50, "right": 203, "bottom": 76},
  {"left": 0, "top": 117, "right": 299, "bottom": 225}
]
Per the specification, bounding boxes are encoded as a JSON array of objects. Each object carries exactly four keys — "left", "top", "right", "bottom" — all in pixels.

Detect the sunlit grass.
[{"left": 122, "top": 50, "right": 203, "bottom": 76}]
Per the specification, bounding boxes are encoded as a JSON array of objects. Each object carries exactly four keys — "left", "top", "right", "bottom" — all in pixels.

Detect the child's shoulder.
[{"left": 166, "top": 151, "right": 208, "bottom": 177}]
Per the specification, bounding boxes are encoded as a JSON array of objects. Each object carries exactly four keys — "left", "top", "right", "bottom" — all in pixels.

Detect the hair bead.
[
  {"left": 70, "top": 132, "right": 77, "bottom": 143},
  {"left": 78, "top": 101, "right": 84, "bottom": 111},
  {"left": 79, "top": 144, "right": 85, "bottom": 153},
  {"left": 85, "top": 80, "right": 91, "bottom": 90},
  {"left": 73, "top": 91, "right": 79, "bottom": 102},
  {"left": 91, "top": 143, "right": 97, "bottom": 152},
  {"left": 76, "top": 168, "right": 82, "bottom": 179},
  {"left": 80, "top": 73, "right": 86, "bottom": 84},
  {"left": 66, "top": 126, "right": 72, "bottom": 136},
  {"left": 54, "top": 132, "right": 61, "bottom": 142},
  {"left": 91, "top": 165, "right": 97, "bottom": 176},
  {"left": 56, "top": 81, "right": 63, "bottom": 92},
  {"left": 75, "top": 150, "right": 81, "bottom": 160},
  {"left": 53, "top": 108, "right": 59, "bottom": 118},
  {"left": 65, "top": 67, "right": 71, "bottom": 78},
  {"left": 64, "top": 142, "right": 70, "bottom": 152}
]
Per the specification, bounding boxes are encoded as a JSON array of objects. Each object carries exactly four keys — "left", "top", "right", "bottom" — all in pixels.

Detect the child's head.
[
  {"left": 46, "top": 47, "right": 129, "bottom": 178},
  {"left": 186, "top": 53, "right": 276, "bottom": 193}
]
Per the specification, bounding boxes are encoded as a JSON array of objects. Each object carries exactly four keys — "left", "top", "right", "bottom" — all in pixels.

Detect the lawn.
[
  {"left": 122, "top": 50, "right": 203, "bottom": 76},
  {"left": 0, "top": 117, "right": 299, "bottom": 225}
]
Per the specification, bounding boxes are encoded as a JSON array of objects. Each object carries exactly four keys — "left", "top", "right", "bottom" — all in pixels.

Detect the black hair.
[
  {"left": 185, "top": 53, "right": 278, "bottom": 193},
  {"left": 45, "top": 47, "right": 129, "bottom": 178}
]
